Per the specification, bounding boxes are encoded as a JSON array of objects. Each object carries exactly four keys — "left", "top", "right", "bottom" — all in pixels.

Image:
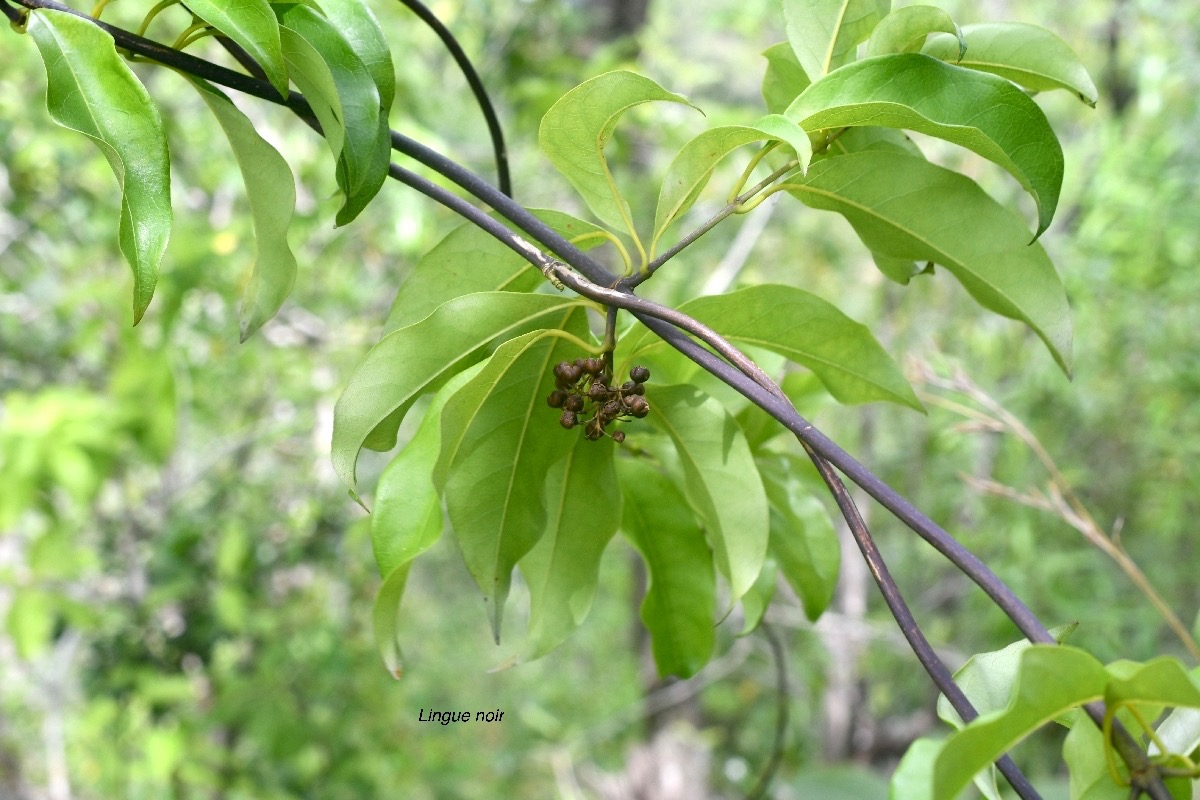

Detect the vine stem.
[{"left": 0, "top": 6, "right": 1171, "bottom": 795}]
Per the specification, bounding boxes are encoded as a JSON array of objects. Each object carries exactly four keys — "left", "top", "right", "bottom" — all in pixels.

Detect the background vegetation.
[{"left": 1, "top": 0, "right": 1197, "bottom": 797}]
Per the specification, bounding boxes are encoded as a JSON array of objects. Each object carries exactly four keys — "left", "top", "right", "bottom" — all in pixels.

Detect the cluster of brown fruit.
[{"left": 547, "top": 358, "right": 651, "bottom": 443}]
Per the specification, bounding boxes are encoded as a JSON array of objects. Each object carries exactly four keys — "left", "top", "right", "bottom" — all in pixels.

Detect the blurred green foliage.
[{"left": 1, "top": 0, "right": 1198, "bottom": 797}]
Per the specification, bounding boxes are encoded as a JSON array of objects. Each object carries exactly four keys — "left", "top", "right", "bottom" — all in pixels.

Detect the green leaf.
[
  {"left": 782, "top": 0, "right": 890, "bottom": 81},
  {"left": 182, "top": 0, "right": 289, "bottom": 97},
  {"left": 316, "top": 0, "right": 395, "bottom": 117},
  {"left": 540, "top": 70, "right": 698, "bottom": 235},
  {"left": 332, "top": 292, "right": 590, "bottom": 489},
  {"left": 624, "top": 284, "right": 921, "bottom": 409},
  {"left": 275, "top": 3, "right": 387, "bottom": 225},
  {"left": 435, "top": 320, "right": 592, "bottom": 641},
  {"left": 653, "top": 120, "right": 811, "bottom": 246},
  {"left": 30, "top": 9, "right": 172, "bottom": 325},
  {"left": 650, "top": 384, "right": 769, "bottom": 602},
  {"left": 1104, "top": 656, "right": 1200, "bottom": 720},
  {"left": 786, "top": 53, "right": 1064, "bottom": 237},
  {"left": 923, "top": 23, "right": 1099, "bottom": 107},
  {"left": 373, "top": 563, "right": 411, "bottom": 679},
  {"left": 618, "top": 458, "right": 715, "bottom": 678},
  {"left": 762, "top": 42, "right": 812, "bottom": 114},
  {"left": 384, "top": 210, "right": 608, "bottom": 334},
  {"left": 371, "top": 367, "right": 480, "bottom": 576},
  {"left": 889, "top": 737, "right": 943, "bottom": 800},
  {"left": 1153, "top": 705, "right": 1200, "bottom": 760},
  {"left": 867, "top": 5, "right": 962, "bottom": 58},
  {"left": 1063, "top": 717, "right": 1127, "bottom": 800},
  {"left": 739, "top": 559, "right": 777, "bottom": 636},
  {"left": 520, "top": 436, "right": 621, "bottom": 660},
  {"left": 937, "top": 624, "right": 1080, "bottom": 729},
  {"left": 933, "top": 646, "right": 1109, "bottom": 800},
  {"left": 759, "top": 454, "right": 840, "bottom": 621},
  {"left": 185, "top": 78, "right": 298, "bottom": 341},
  {"left": 369, "top": 367, "right": 480, "bottom": 678},
  {"left": 786, "top": 151, "right": 1073, "bottom": 375}
]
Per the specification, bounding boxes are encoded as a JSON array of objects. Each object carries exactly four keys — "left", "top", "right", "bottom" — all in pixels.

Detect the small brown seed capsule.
[
  {"left": 626, "top": 395, "right": 650, "bottom": 418},
  {"left": 559, "top": 410, "right": 577, "bottom": 429},
  {"left": 547, "top": 389, "right": 568, "bottom": 408},
  {"left": 553, "top": 361, "right": 573, "bottom": 380},
  {"left": 601, "top": 399, "right": 622, "bottom": 418},
  {"left": 612, "top": 430, "right": 626, "bottom": 444},
  {"left": 581, "top": 357, "right": 605, "bottom": 375},
  {"left": 630, "top": 365, "right": 650, "bottom": 383},
  {"left": 564, "top": 394, "right": 584, "bottom": 412},
  {"left": 588, "top": 381, "right": 609, "bottom": 401},
  {"left": 585, "top": 418, "right": 605, "bottom": 440}
]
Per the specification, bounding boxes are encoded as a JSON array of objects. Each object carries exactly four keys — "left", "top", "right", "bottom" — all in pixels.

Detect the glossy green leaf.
[
  {"left": 1152, "top": 705, "right": 1200, "bottom": 760},
  {"left": 186, "top": 78, "right": 298, "bottom": 341},
  {"left": 332, "top": 293, "right": 589, "bottom": 489},
  {"left": 183, "top": 0, "right": 289, "bottom": 97},
  {"left": 520, "top": 436, "right": 621, "bottom": 660},
  {"left": 618, "top": 458, "right": 715, "bottom": 678},
  {"left": 653, "top": 120, "right": 811, "bottom": 245},
  {"left": 782, "top": 0, "right": 890, "bottom": 81},
  {"left": 540, "top": 70, "right": 698, "bottom": 233},
  {"left": 867, "top": 5, "right": 962, "bottom": 58},
  {"left": 786, "top": 152, "right": 1072, "bottom": 375},
  {"left": 650, "top": 384, "right": 768, "bottom": 602},
  {"left": 924, "top": 23, "right": 1099, "bottom": 107},
  {"left": 624, "top": 284, "right": 921, "bottom": 409},
  {"left": 436, "top": 320, "right": 592, "bottom": 641},
  {"left": 762, "top": 42, "right": 812, "bottom": 114},
  {"left": 384, "top": 210, "right": 607, "bottom": 334},
  {"left": 30, "top": 9, "right": 172, "bottom": 325},
  {"left": 934, "top": 646, "right": 1109, "bottom": 800},
  {"left": 786, "top": 53, "right": 1064, "bottom": 236},
  {"left": 275, "top": 3, "right": 386, "bottom": 225},
  {"left": 760, "top": 454, "right": 840, "bottom": 621}
]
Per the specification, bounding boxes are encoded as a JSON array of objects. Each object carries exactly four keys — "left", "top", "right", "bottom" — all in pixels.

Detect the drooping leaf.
[
  {"left": 183, "top": 0, "right": 290, "bottom": 97},
  {"left": 384, "top": 210, "right": 607, "bottom": 334},
  {"left": 739, "top": 559, "right": 777, "bottom": 636},
  {"left": 316, "top": 0, "right": 395, "bottom": 117},
  {"left": 623, "top": 284, "right": 922, "bottom": 409},
  {"left": 30, "top": 9, "right": 172, "bottom": 325},
  {"left": 1104, "top": 657, "right": 1200, "bottom": 723},
  {"left": 274, "top": 3, "right": 387, "bottom": 225},
  {"left": 782, "top": 0, "right": 891, "bottom": 81},
  {"left": 618, "top": 457, "right": 715, "bottom": 678},
  {"left": 540, "top": 70, "right": 698, "bottom": 234},
  {"left": 520, "top": 435, "right": 621, "bottom": 660},
  {"left": 933, "top": 646, "right": 1109, "bottom": 800},
  {"left": 889, "top": 738, "right": 942, "bottom": 800},
  {"left": 650, "top": 384, "right": 769, "bottom": 602},
  {"left": 923, "top": 23, "right": 1099, "bottom": 107},
  {"left": 867, "top": 5, "right": 962, "bottom": 58},
  {"left": 369, "top": 367, "right": 480, "bottom": 678},
  {"left": 185, "top": 77, "right": 298, "bottom": 341},
  {"left": 759, "top": 454, "right": 840, "bottom": 621},
  {"left": 786, "top": 151, "right": 1073, "bottom": 375},
  {"left": 332, "top": 293, "right": 590, "bottom": 488},
  {"left": 653, "top": 120, "right": 812, "bottom": 245},
  {"left": 786, "top": 53, "right": 1064, "bottom": 237},
  {"left": 762, "top": 42, "right": 812, "bottom": 114},
  {"left": 435, "top": 318, "right": 592, "bottom": 641}
]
